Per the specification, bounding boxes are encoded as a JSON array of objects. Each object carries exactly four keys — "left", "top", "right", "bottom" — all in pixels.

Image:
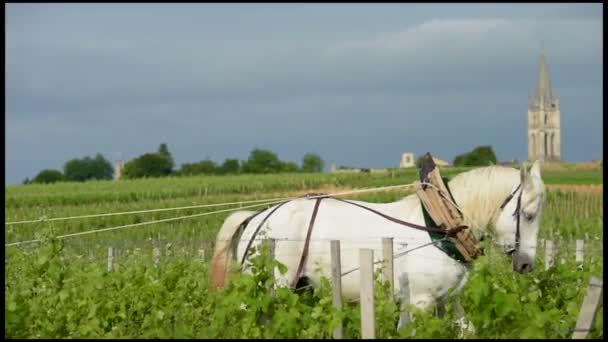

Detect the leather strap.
[
  {"left": 500, "top": 184, "right": 522, "bottom": 210},
  {"left": 291, "top": 197, "right": 324, "bottom": 288},
  {"left": 333, "top": 198, "right": 468, "bottom": 236},
  {"left": 240, "top": 200, "right": 291, "bottom": 266}
]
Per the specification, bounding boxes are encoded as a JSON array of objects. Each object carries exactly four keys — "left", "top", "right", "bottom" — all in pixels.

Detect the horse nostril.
[{"left": 521, "top": 263, "right": 530, "bottom": 272}]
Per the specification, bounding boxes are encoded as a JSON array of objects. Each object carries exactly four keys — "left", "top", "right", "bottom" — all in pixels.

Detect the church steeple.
[
  {"left": 527, "top": 48, "right": 562, "bottom": 163},
  {"left": 535, "top": 49, "right": 552, "bottom": 100}
]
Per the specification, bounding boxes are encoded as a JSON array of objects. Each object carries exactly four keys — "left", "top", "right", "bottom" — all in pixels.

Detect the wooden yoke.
[{"left": 416, "top": 153, "right": 480, "bottom": 262}]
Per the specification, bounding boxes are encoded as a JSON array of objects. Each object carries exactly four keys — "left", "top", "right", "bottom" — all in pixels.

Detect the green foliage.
[
  {"left": 281, "top": 161, "right": 299, "bottom": 173},
  {"left": 4, "top": 164, "right": 603, "bottom": 338},
  {"left": 241, "top": 149, "right": 284, "bottom": 174},
  {"left": 301, "top": 153, "right": 324, "bottom": 173},
  {"left": 416, "top": 155, "right": 424, "bottom": 168},
  {"left": 157, "top": 143, "right": 174, "bottom": 170},
  {"left": 453, "top": 145, "right": 497, "bottom": 167},
  {"left": 32, "top": 169, "right": 64, "bottom": 184},
  {"left": 179, "top": 160, "right": 217, "bottom": 176},
  {"left": 218, "top": 159, "right": 240, "bottom": 175},
  {"left": 63, "top": 153, "right": 113, "bottom": 182},
  {"left": 123, "top": 153, "right": 173, "bottom": 179}
]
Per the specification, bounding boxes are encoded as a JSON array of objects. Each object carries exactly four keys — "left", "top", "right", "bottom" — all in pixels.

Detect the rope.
[
  {"left": 5, "top": 182, "right": 424, "bottom": 248},
  {"left": 4, "top": 201, "right": 283, "bottom": 247},
  {"left": 4, "top": 197, "right": 288, "bottom": 226},
  {"left": 5, "top": 183, "right": 420, "bottom": 226}
]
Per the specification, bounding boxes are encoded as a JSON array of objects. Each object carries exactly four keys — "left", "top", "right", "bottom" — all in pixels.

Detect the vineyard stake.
[
  {"left": 544, "top": 240, "right": 555, "bottom": 271},
  {"left": 360, "top": 248, "right": 375, "bottom": 339},
  {"left": 107, "top": 246, "right": 114, "bottom": 272},
  {"left": 572, "top": 276, "right": 603, "bottom": 339},
  {"left": 153, "top": 247, "right": 161, "bottom": 268},
  {"left": 575, "top": 240, "right": 584, "bottom": 266},
  {"left": 331, "top": 240, "right": 343, "bottom": 339},
  {"left": 382, "top": 237, "right": 394, "bottom": 302}
]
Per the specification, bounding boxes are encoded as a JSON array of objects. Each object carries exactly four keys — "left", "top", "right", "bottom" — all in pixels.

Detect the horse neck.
[{"left": 446, "top": 166, "right": 520, "bottom": 239}]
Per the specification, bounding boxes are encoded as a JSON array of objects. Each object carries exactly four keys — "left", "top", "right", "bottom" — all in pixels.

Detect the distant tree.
[
  {"left": 22, "top": 177, "right": 31, "bottom": 185},
  {"left": 63, "top": 153, "right": 113, "bottom": 181},
  {"left": 416, "top": 155, "right": 424, "bottom": 169},
  {"left": 241, "top": 149, "right": 283, "bottom": 174},
  {"left": 218, "top": 158, "right": 240, "bottom": 175},
  {"left": 158, "top": 143, "right": 174, "bottom": 170},
  {"left": 282, "top": 161, "right": 299, "bottom": 173},
  {"left": 123, "top": 153, "right": 173, "bottom": 179},
  {"left": 180, "top": 159, "right": 217, "bottom": 176},
  {"left": 122, "top": 160, "right": 145, "bottom": 179},
  {"left": 32, "top": 169, "right": 64, "bottom": 184},
  {"left": 301, "top": 153, "right": 324, "bottom": 173},
  {"left": 453, "top": 145, "right": 497, "bottom": 167}
]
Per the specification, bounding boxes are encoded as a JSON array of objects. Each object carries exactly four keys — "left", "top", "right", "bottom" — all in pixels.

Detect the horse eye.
[{"left": 523, "top": 213, "right": 534, "bottom": 221}]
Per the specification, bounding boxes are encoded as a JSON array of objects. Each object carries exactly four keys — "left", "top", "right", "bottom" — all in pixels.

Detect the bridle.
[{"left": 499, "top": 183, "right": 523, "bottom": 255}]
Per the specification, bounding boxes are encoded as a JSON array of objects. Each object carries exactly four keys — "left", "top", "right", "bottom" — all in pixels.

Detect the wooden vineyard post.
[
  {"left": 575, "top": 240, "right": 584, "bottom": 267},
  {"left": 544, "top": 240, "right": 555, "bottom": 271},
  {"left": 107, "top": 246, "right": 115, "bottom": 272},
  {"left": 360, "top": 249, "right": 375, "bottom": 339},
  {"left": 153, "top": 247, "right": 161, "bottom": 268},
  {"left": 330, "top": 240, "right": 343, "bottom": 339},
  {"left": 572, "top": 276, "right": 603, "bottom": 339},
  {"left": 382, "top": 237, "right": 394, "bottom": 302}
]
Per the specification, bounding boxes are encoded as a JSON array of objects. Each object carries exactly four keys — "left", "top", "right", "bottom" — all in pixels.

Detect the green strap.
[{"left": 420, "top": 177, "right": 468, "bottom": 263}]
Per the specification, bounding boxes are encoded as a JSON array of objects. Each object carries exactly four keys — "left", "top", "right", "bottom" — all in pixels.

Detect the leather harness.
[
  {"left": 236, "top": 192, "right": 469, "bottom": 289},
  {"left": 236, "top": 183, "right": 524, "bottom": 289},
  {"left": 499, "top": 183, "right": 523, "bottom": 254}
]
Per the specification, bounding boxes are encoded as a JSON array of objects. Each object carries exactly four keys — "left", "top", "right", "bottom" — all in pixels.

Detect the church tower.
[{"left": 528, "top": 50, "right": 561, "bottom": 162}]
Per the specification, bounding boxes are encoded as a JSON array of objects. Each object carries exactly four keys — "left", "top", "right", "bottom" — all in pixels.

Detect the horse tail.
[{"left": 210, "top": 211, "right": 255, "bottom": 290}]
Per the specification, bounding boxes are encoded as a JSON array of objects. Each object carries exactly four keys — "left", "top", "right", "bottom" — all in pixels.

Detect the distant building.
[
  {"left": 114, "top": 160, "right": 124, "bottom": 180},
  {"left": 400, "top": 152, "right": 415, "bottom": 168},
  {"left": 528, "top": 49, "right": 561, "bottom": 162},
  {"left": 331, "top": 152, "right": 450, "bottom": 173}
]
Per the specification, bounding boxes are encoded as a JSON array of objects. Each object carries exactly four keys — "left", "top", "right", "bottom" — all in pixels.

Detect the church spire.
[{"left": 536, "top": 49, "right": 552, "bottom": 100}]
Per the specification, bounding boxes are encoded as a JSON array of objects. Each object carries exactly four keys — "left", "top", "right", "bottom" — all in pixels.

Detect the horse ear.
[
  {"left": 520, "top": 162, "right": 528, "bottom": 184},
  {"left": 530, "top": 160, "right": 542, "bottom": 178}
]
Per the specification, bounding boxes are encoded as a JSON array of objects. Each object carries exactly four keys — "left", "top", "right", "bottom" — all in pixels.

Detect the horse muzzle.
[{"left": 512, "top": 251, "right": 535, "bottom": 273}]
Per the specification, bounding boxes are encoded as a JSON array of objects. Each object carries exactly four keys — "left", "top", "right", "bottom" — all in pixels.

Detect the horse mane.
[{"left": 446, "top": 166, "right": 520, "bottom": 239}]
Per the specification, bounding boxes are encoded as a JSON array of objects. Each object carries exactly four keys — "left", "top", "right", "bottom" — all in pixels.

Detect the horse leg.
[
  {"left": 396, "top": 273, "right": 412, "bottom": 330},
  {"left": 452, "top": 298, "right": 476, "bottom": 337},
  {"left": 396, "top": 273, "right": 437, "bottom": 334},
  {"left": 448, "top": 272, "right": 476, "bottom": 337}
]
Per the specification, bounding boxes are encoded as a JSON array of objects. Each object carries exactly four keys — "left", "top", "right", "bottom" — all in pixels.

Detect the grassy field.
[{"left": 4, "top": 164, "right": 603, "bottom": 338}]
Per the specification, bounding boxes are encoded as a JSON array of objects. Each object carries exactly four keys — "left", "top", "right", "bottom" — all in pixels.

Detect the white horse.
[{"left": 211, "top": 161, "right": 546, "bottom": 330}]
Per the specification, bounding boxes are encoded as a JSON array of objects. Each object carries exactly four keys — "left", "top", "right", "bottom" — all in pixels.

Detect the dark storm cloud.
[{"left": 5, "top": 3, "right": 603, "bottom": 184}]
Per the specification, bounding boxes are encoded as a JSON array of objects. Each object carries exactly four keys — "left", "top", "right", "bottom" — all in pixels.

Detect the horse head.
[{"left": 493, "top": 160, "right": 546, "bottom": 273}]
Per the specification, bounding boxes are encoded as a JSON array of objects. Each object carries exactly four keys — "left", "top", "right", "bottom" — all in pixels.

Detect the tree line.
[
  {"left": 24, "top": 143, "right": 325, "bottom": 184},
  {"left": 25, "top": 143, "right": 499, "bottom": 185}
]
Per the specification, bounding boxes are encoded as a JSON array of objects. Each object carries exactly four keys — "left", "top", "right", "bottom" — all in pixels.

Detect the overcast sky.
[{"left": 5, "top": 3, "right": 603, "bottom": 185}]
